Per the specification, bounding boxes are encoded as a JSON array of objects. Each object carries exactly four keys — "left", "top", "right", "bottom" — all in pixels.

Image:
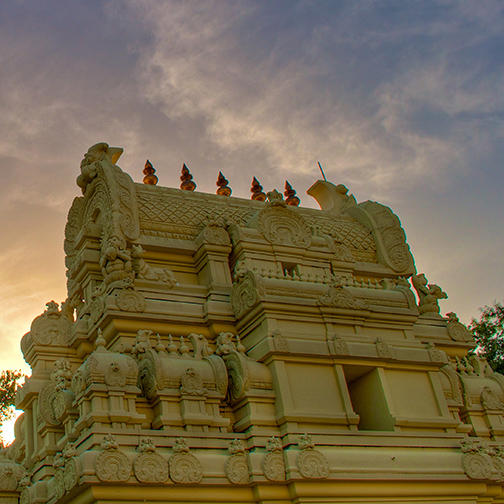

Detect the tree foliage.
[
  {"left": 470, "top": 302, "right": 504, "bottom": 374},
  {"left": 0, "top": 369, "right": 24, "bottom": 424}
]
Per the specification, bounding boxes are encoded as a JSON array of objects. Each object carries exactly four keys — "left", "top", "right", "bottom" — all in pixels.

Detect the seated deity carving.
[{"left": 99, "top": 234, "right": 134, "bottom": 288}]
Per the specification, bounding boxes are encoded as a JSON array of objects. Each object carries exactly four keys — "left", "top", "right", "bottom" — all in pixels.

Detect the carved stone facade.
[{"left": 3, "top": 143, "right": 503, "bottom": 504}]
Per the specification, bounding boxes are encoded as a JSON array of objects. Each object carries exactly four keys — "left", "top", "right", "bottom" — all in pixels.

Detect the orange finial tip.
[
  {"left": 180, "top": 163, "right": 196, "bottom": 191},
  {"left": 251, "top": 176, "right": 266, "bottom": 201},
  {"left": 216, "top": 171, "right": 232, "bottom": 196},
  {"left": 284, "top": 180, "right": 300, "bottom": 206},
  {"left": 143, "top": 159, "right": 158, "bottom": 185}
]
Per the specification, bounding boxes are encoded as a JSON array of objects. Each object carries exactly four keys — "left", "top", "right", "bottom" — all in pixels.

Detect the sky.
[{"left": 0, "top": 1, "right": 503, "bottom": 381}]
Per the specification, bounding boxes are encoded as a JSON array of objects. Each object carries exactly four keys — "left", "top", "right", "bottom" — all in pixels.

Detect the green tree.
[
  {"left": 0, "top": 369, "right": 24, "bottom": 443},
  {"left": 470, "top": 302, "right": 504, "bottom": 374}
]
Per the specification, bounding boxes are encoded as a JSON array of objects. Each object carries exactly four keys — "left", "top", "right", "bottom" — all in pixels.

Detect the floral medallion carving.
[
  {"left": 53, "top": 454, "right": 65, "bottom": 500},
  {"left": 458, "top": 439, "right": 504, "bottom": 482},
  {"left": 225, "top": 440, "right": 249, "bottom": 485},
  {"left": 446, "top": 312, "right": 474, "bottom": 342},
  {"left": 296, "top": 434, "right": 329, "bottom": 479},
  {"left": 133, "top": 438, "right": 169, "bottom": 484},
  {"left": 168, "top": 438, "right": 202, "bottom": 484},
  {"left": 262, "top": 437, "right": 285, "bottom": 482},
  {"left": 38, "top": 383, "right": 59, "bottom": 426},
  {"left": 115, "top": 288, "right": 146, "bottom": 312},
  {"left": 63, "top": 444, "right": 81, "bottom": 492},
  {"left": 95, "top": 434, "right": 131, "bottom": 482}
]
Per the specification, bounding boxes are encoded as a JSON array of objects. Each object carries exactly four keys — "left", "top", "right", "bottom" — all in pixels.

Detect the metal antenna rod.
[{"left": 317, "top": 161, "right": 327, "bottom": 181}]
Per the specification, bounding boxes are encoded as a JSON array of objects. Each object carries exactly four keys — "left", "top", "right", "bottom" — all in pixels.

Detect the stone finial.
[
  {"left": 143, "top": 160, "right": 158, "bottom": 185},
  {"left": 251, "top": 177, "right": 266, "bottom": 201},
  {"left": 216, "top": 171, "right": 232, "bottom": 196},
  {"left": 180, "top": 163, "right": 196, "bottom": 191},
  {"left": 284, "top": 180, "right": 300, "bottom": 206}
]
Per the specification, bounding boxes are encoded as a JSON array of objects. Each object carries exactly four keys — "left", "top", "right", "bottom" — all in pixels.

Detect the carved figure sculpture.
[
  {"left": 77, "top": 142, "right": 123, "bottom": 193},
  {"left": 131, "top": 244, "right": 177, "bottom": 286},
  {"left": 412, "top": 273, "right": 447, "bottom": 315},
  {"left": 99, "top": 235, "right": 134, "bottom": 288}
]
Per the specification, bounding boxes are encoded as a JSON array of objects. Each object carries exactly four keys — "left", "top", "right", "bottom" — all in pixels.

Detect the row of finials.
[{"left": 142, "top": 160, "right": 301, "bottom": 206}]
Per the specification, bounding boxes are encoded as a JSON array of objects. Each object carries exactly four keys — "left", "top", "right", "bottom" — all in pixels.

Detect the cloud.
[{"left": 124, "top": 0, "right": 504, "bottom": 199}]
